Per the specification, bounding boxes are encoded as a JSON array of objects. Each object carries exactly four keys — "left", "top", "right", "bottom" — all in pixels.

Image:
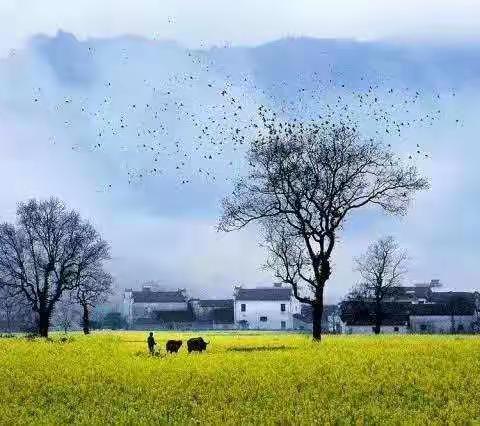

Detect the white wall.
[
  {"left": 342, "top": 325, "right": 408, "bottom": 334},
  {"left": 410, "top": 315, "right": 473, "bottom": 333},
  {"left": 234, "top": 299, "right": 300, "bottom": 330}
]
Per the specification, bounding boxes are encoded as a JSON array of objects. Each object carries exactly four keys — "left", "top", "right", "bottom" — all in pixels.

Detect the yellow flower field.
[{"left": 0, "top": 332, "right": 479, "bottom": 425}]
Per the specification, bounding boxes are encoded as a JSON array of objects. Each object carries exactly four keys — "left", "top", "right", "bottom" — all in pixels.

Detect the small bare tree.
[
  {"left": 74, "top": 267, "right": 113, "bottom": 334},
  {"left": 219, "top": 115, "right": 428, "bottom": 340},
  {"left": 54, "top": 296, "right": 79, "bottom": 334},
  {"left": 349, "top": 236, "right": 408, "bottom": 334},
  {"left": 0, "top": 198, "right": 110, "bottom": 337}
]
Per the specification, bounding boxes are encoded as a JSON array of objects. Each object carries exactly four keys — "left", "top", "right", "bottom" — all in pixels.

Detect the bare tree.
[
  {"left": 74, "top": 267, "right": 113, "bottom": 334},
  {"left": 349, "top": 236, "right": 408, "bottom": 334},
  {"left": 219, "top": 116, "right": 428, "bottom": 340},
  {"left": 53, "top": 296, "right": 79, "bottom": 334},
  {"left": 0, "top": 286, "right": 31, "bottom": 332},
  {"left": 0, "top": 198, "right": 110, "bottom": 337}
]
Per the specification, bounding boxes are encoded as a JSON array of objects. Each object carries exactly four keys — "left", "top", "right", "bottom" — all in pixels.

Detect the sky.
[{"left": 1, "top": 2, "right": 480, "bottom": 302}]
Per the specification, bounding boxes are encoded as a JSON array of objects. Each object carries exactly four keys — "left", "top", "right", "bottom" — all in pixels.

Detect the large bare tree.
[
  {"left": 0, "top": 286, "right": 32, "bottom": 332},
  {"left": 219, "top": 116, "right": 428, "bottom": 340},
  {"left": 0, "top": 198, "right": 110, "bottom": 337},
  {"left": 74, "top": 267, "right": 113, "bottom": 334},
  {"left": 349, "top": 236, "right": 408, "bottom": 334}
]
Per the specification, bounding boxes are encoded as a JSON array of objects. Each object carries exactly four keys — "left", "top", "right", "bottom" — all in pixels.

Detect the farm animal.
[
  {"left": 187, "top": 337, "right": 209, "bottom": 353},
  {"left": 166, "top": 339, "right": 183, "bottom": 353}
]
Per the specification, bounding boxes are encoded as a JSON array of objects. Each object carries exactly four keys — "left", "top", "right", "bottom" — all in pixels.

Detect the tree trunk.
[
  {"left": 311, "top": 259, "right": 331, "bottom": 341},
  {"left": 82, "top": 304, "right": 90, "bottom": 335},
  {"left": 312, "top": 303, "right": 323, "bottom": 341},
  {"left": 38, "top": 311, "right": 50, "bottom": 337},
  {"left": 374, "top": 302, "right": 382, "bottom": 335},
  {"left": 312, "top": 286, "right": 325, "bottom": 341},
  {"left": 6, "top": 309, "right": 12, "bottom": 333}
]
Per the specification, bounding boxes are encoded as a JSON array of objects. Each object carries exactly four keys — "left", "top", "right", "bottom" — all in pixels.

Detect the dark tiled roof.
[
  {"left": 341, "top": 301, "right": 411, "bottom": 315},
  {"left": 132, "top": 290, "right": 186, "bottom": 303},
  {"left": 198, "top": 299, "right": 233, "bottom": 308},
  {"left": 340, "top": 301, "right": 411, "bottom": 326},
  {"left": 235, "top": 287, "right": 291, "bottom": 301},
  {"left": 410, "top": 303, "right": 474, "bottom": 316},
  {"left": 428, "top": 291, "right": 476, "bottom": 304}
]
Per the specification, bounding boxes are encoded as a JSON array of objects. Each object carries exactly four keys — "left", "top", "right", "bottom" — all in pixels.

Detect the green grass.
[{"left": 0, "top": 331, "right": 480, "bottom": 425}]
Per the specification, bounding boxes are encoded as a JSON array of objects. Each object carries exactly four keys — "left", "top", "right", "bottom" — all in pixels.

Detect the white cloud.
[{"left": 2, "top": 0, "right": 480, "bottom": 56}]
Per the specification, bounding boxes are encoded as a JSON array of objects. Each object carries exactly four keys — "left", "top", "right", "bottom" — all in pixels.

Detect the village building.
[
  {"left": 111, "top": 279, "right": 480, "bottom": 334},
  {"left": 409, "top": 292, "right": 478, "bottom": 333},
  {"left": 378, "top": 280, "right": 443, "bottom": 304},
  {"left": 340, "top": 289, "right": 480, "bottom": 334},
  {"left": 340, "top": 301, "right": 410, "bottom": 334},
  {"left": 190, "top": 299, "right": 235, "bottom": 329},
  {"left": 123, "top": 285, "right": 193, "bottom": 329},
  {"left": 233, "top": 285, "right": 301, "bottom": 330}
]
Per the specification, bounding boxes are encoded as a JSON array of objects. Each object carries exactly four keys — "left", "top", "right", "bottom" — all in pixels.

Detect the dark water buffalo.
[
  {"left": 166, "top": 340, "right": 182, "bottom": 354},
  {"left": 187, "top": 337, "right": 209, "bottom": 353}
]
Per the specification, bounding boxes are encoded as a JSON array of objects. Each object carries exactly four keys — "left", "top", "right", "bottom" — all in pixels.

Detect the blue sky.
[{"left": 1, "top": 2, "right": 480, "bottom": 302}]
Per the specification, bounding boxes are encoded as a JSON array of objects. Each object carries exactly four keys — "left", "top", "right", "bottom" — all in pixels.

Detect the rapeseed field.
[{"left": 0, "top": 332, "right": 479, "bottom": 425}]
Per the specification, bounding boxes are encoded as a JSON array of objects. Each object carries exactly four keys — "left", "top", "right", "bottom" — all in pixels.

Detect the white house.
[
  {"left": 409, "top": 301, "right": 475, "bottom": 333},
  {"left": 233, "top": 285, "right": 301, "bottom": 330}
]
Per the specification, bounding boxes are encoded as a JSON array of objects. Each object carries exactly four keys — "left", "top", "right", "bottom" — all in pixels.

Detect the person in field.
[{"left": 147, "top": 332, "right": 156, "bottom": 355}]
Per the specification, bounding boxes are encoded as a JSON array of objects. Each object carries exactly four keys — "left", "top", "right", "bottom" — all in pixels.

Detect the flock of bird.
[{"left": 28, "top": 39, "right": 461, "bottom": 191}]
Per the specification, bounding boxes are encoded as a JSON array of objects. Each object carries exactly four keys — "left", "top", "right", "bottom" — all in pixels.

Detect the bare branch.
[{"left": 219, "top": 113, "right": 428, "bottom": 339}]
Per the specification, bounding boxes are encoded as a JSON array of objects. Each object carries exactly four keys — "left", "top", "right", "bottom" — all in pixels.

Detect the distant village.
[{"left": 92, "top": 279, "right": 480, "bottom": 334}]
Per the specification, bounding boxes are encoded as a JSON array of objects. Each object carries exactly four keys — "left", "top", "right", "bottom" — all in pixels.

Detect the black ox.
[
  {"left": 187, "top": 337, "right": 209, "bottom": 353},
  {"left": 166, "top": 340, "right": 183, "bottom": 353}
]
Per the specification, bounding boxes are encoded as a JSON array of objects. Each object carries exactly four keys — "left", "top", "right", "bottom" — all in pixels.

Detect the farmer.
[{"left": 147, "top": 332, "right": 156, "bottom": 355}]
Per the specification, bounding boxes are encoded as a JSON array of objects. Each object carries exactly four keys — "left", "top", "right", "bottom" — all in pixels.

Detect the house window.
[
  {"left": 281, "top": 321, "right": 286, "bottom": 329},
  {"left": 458, "top": 324, "right": 465, "bottom": 332},
  {"left": 420, "top": 324, "right": 427, "bottom": 331},
  {"left": 241, "top": 304, "right": 246, "bottom": 312},
  {"left": 280, "top": 303, "right": 286, "bottom": 312},
  {"left": 372, "top": 327, "right": 376, "bottom": 332},
  {"left": 393, "top": 326, "right": 399, "bottom": 332},
  {"left": 260, "top": 316, "right": 268, "bottom": 322}
]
